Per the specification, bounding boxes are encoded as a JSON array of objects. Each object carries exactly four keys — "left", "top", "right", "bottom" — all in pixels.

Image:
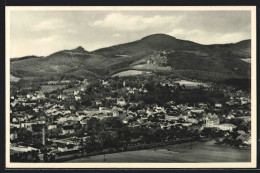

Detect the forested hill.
[{"left": 10, "top": 33, "right": 251, "bottom": 81}]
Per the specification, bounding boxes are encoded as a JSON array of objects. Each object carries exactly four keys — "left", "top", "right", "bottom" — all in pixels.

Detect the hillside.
[{"left": 10, "top": 33, "right": 251, "bottom": 81}]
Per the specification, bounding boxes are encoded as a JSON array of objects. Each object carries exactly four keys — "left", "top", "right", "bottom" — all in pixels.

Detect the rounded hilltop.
[{"left": 141, "top": 33, "right": 176, "bottom": 41}]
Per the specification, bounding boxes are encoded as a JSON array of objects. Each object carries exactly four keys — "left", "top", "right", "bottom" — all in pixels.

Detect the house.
[
  {"left": 99, "top": 107, "right": 112, "bottom": 114},
  {"left": 237, "top": 130, "right": 246, "bottom": 135},
  {"left": 154, "top": 105, "right": 166, "bottom": 113},
  {"left": 96, "top": 113, "right": 110, "bottom": 120},
  {"left": 47, "top": 123, "right": 57, "bottom": 130},
  {"left": 75, "top": 96, "right": 81, "bottom": 101},
  {"left": 215, "top": 103, "right": 222, "bottom": 108},
  {"left": 11, "top": 100, "right": 19, "bottom": 107},
  {"left": 95, "top": 100, "right": 102, "bottom": 106},
  {"left": 179, "top": 114, "right": 188, "bottom": 121},
  {"left": 226, "top": 100, "right": 236, "bottom": 106},
  {"left": 122, "top": 118, "right": 129, "bottom": 124},
  {"left": 112, "top": 106, "right": 121, "bottom": 117},
  {"left": 165, "top": 115, "right": 178, "bottom": 121},
  {"left": 236, "top": 134, "right": 251, "bottom": 145},
  {"left": 26, "top": 93, "right": 33, "bottom": 99},
  {"left": 22, "top": 102, "right": 37, "bottom": 107},
  {"left": 205, "top": 116, "right": 220, "bottom": 127},
  {"left": 226, "top": 114, "right": 235, "bottom": 119},
  {"left": 128, "top": 89, "right": 135, "bottom": 94},
  {"left": 160, "top": 123, "right": 169, "bottom": 129},
  {"left": 10, "top": 128, "right": 18, "bottom": 140},
  {"left": 33, "top": 108, "right": 39, "bottom": 112},
  {"left": 80, "top": 117, "right": 91, "bottom": 125},
  {"left": 58, "top": 94, "right": 67, "bottom": 100},
  {"left": 76, "top": 111, "right": 87, "bottom": 116},
  {"left": 64, "top": 119, "right": 77, "bottom": 126},
  {"left": 117, "top": 97, "right": 126, "bottom": 106},
  {"left": 182, "top": 122, "right": 193, "bottom": 127},
  {"left": 197, "top": 102, "right": 208, "bottom": 108},
  {"left": 70, "top": 106, "right": 75, "bottom": 110},
  {"left": 63, "top": 110, "right": 72, "bottom": 115},
  {"left": 187, "top": 118, "right": 198, "bottom": 124},
  {"left": 37, "top": 93, "right": 45, "bottom": 99},
  {"left": 23, "top": 122, "right": 36, "bottom": 131},
  {"left": 44, "top": 102, "right": 52, "bottom": 108},
  {"left": 62, "top": 125, "right": 75, "bottom": 135},
  {"left": 47, "top": 81, "right": 59, "bottom": 85},
  {"left": 218, "top": 123, "right": 236, "bottom": 131},
  {"left": 236, "top": 116, "right": 251, "bottom": 123},
  {"left": 74, "top": 91, "right": 80, "bottom": 96},
  {"left": 143, "top": 89, "right": 148, "bottom": 93},
  {"left": 10, "top": 145, "right": 39, "bottom": 153},
  {"left": 57, "top": 117, "right": 67, "bottom": 124},
  {"left": 191, "top": 109, "right": 204, "bottom": 114},
  {"left": 57, "top": 144, "right": 79, "bottom": 152},
  {"left": 10, "top": 123, "right": 21, "bottom": 128},
  {"left": 12, "top": 117, "right": 19, "bottom": 123},
  {"left": 60, "top": 80, "right": 71, "bottom": 84},
  {"left": 105, "top": 96, "right": 114, "bottom": 100}
]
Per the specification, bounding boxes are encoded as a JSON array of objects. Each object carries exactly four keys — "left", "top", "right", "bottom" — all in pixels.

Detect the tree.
[
  {"left": 86, "top": 117, "right": 100, "bottom": 131},
  {"left": 46, "top": 128, "right": 62, "bottom": 138},
  {"left": 17, "top": 128, "right": 32, "bottom": 142},
  {"left": 100, "top": 117, "right": 123, "bottom": 129}
]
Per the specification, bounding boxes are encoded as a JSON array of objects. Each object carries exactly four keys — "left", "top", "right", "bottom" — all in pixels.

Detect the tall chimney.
[{"left": 42, "top": 125, "right": 46, "bottom": 145}]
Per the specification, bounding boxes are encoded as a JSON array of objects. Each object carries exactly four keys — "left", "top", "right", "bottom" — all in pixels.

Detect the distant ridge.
[{"left": 10, "top": 33, "right": 251, "bottom": 81}]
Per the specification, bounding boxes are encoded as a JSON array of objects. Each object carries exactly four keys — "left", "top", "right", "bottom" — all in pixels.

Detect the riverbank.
[{"left": 66, "top": 140, "right": 250, "bottom": 163}]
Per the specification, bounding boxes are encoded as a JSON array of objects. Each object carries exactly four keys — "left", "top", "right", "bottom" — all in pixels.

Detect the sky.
[{"left": 9, "top": 10, "right": 251, "bottom": 57}]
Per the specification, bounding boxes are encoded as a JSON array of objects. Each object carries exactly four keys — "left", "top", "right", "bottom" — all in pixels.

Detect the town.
[{"left": 10, "top": 74, "right": 251, "bottom": 162}]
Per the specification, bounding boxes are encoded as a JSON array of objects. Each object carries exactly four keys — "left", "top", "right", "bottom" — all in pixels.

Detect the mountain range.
[{"left": 10, "top": 33, "right": 251, "bottom": 81}]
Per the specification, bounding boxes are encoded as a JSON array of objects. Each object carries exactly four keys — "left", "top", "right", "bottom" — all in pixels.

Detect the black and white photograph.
[{"left": 5, "top": 6, "right": 257, "bottom": 168}]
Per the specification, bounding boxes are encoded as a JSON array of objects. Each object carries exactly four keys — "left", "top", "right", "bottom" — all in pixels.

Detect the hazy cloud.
[
  {"left": 9, "top": 10, "right": 251, "bottom": 57},
  {"left": 91, "top": 13, "right": 182, "bottom": 31},
  {"left": 113, "top": 33, "right": 121, "bottom": 37}
]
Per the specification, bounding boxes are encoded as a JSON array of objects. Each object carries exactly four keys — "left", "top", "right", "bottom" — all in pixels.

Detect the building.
[
  {"left": 57, "top": 144, "right": 79, "bottom": 152},
  {"left": 218, "top": 123, "right": 236, "bottom": 131},
  {"left": 117, "top": 97, "right": 126, "bottom": 106},
  {"left": 75, "top": 96, "right": 81, "bottom": 101},
  {"left": 47, "top": 123, "right": 57, "bottom": 130},
  {"left": 37, "top": 93, "right": 46, "bottom": 99},
  {"left": 205, "top": 116, "right": 220, "bottom": 127},
  {"left": 62, "top": 125, "right": 75, "bottom": 135},
  {"left": 215, "top": 103, "right": 222, "bottom": 108}
]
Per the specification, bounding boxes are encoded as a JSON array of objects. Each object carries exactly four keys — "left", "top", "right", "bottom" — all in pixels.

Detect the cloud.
[
  {"left": 32, "top": 18, "right": 67, "bottom": 32},
  {"left": 168, "top": 28, "right": 249, "bottom": 44},
  {"left": 113, "top": 33, "right": 121, "bottom": 37},
  {"left": 91, "top": 13, "right": 182, "bottom": 31},
  {"left": 34, "top": 35, "right": 62, "bottom": 43}
]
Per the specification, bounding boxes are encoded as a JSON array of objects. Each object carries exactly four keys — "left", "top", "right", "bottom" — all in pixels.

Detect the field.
[
  {"left": 132, "top": 64, "right": 172, "bottom": 71},
  {"left": 40, "top": 85, "right": 66, "bottom": 93},
  {"left": 112, "top": 70, "right": 151, "bottom": 77},
  {"left": 177, "top": 80, "right": 209, "bottom": 88},
  {"left": 67, "top": 140, "right": 250, "bottom": 163},
  {"left": 241, "top": 58, "right": 251, "bottom": 63},
  {"left": 10, "top": 74, "right": 20, "bottom": 82}
]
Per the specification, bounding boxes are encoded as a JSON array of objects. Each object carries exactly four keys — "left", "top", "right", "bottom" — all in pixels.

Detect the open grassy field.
[
  {"left": 241, "top": 58, "right": 251, "bottom": 63},
  {"left": 177, "top": 80, "right": 209, "bottom": 87},
  {"left": 40, "top": 85, "right": 66, "bottom": 93},
  {"left": 10, "top": 74, "right": 20, "bottom": 82},
  {"left": 132, "top": 64, "right": 172, "bottom": 71},
  {"left": 67, "top": 140, "right": 250, "bottom": 163},
  {"left": 112, "top": 70, "right": 151, "bottom": 77}
]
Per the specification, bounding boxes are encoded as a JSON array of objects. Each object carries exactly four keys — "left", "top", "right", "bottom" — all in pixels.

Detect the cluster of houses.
[
  {"left": 10, "top": 78, "right": 252, "bottom": 157},
  {"left": 225, "top": 90, "right": 251, "bottom": 106}
]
